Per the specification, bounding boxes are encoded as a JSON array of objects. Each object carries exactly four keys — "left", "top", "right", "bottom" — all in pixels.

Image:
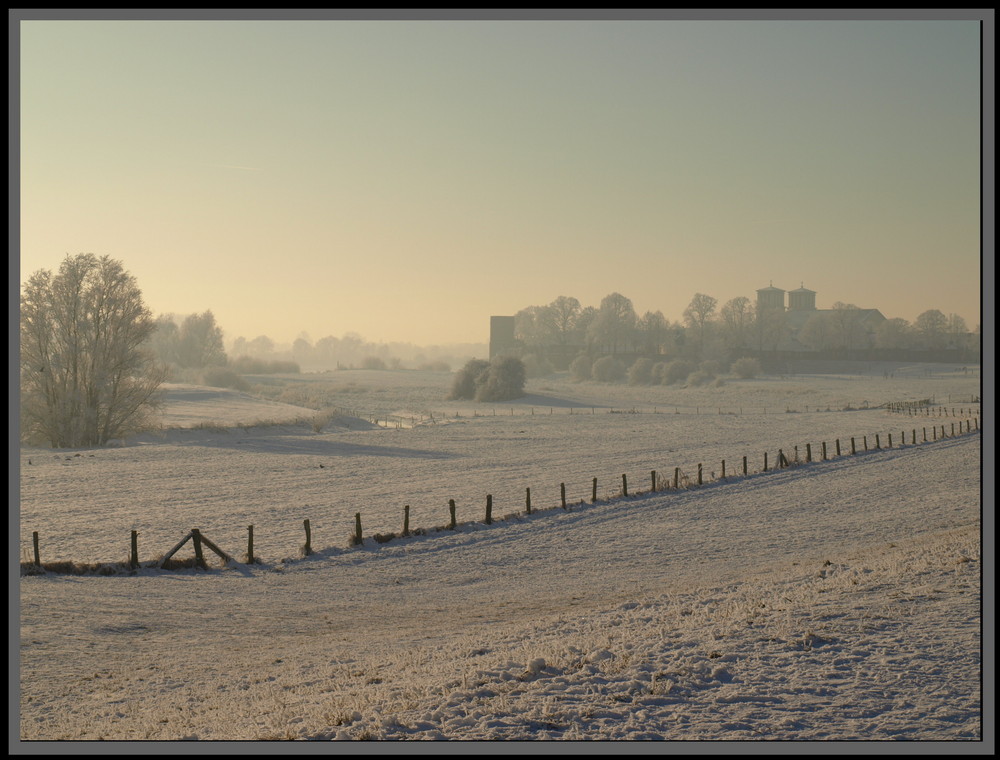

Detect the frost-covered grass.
[{"left": 16, "top": 362, "right": 984, "bottom": 744}]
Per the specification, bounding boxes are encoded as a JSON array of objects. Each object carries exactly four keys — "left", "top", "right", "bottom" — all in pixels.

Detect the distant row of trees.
[
  {"left": 512, "top": 292, "right": 979, "bottom": 364},
  {"left": 228, "top": 332, "right": 474, "bottom": 374}
]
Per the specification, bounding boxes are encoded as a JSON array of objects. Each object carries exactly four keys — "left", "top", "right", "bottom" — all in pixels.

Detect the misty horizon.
[{"left": 18, "top": 14, "right": 985, "bottom": 348}]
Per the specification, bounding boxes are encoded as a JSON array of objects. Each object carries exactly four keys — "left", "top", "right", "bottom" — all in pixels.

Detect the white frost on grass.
[{"left": 17, "top": 363, "right": 984, "bottom": 743}]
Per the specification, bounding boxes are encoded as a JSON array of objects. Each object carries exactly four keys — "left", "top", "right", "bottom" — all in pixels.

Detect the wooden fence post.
[
  {"left": 864, "top": 436, "right": 868, "bottom": 451},
  {"left": 485, "top": 495, "right": 492, "bottom": 525},
  {"left": 763, "top": 453, "right": 768, "bottom": 472},
  {"left": 303, "top": 519, "right": 313, "bottom": 555},
  {"left": 721, "top": 460, "right": 726, "bottom": 479},
  {"left": 192, "top": 528, "right": 207, "bottom": 570},
  {"left": 592, "top": 478, "right": 598, "bottom": 503},
  {"left": 355, "top": 513, "right": 363, "bottom": 545},
  {"left": 526, "top": 488, "right": 532, "bottom": 514},
  {"left": 851, "top": 437, "right": 856, "bottom": 455},
  {"left": 698, "top": 463, "right": 703, "bottom": 485},
  {"left": 806, "top": 443, "right": 812, "bottom": 462},
  {"left": 742, "top": 456, "right": 747, "bottom": 476},
  {"left": 247, "top": 525, "right": 255, "bottom": 564},
  {"left": 651, "top": 470, "right": 657, "bottom": 493},
  {"left": 403, "top": 506, "right": 410, "bottom": 537},
  {"left": 130, "top": 530, "right": 139, "bottom": 570},
  {"left": 449, "top": 499, "right": 457, "bottom": 530},
  {"left": 561, "top": 482, "right": 568, "bottom": 508},
  {"left": 674, "top": 467, "right": 680, "bottom": 488},
  {"left": 822, "top": 442, "right": 827, "bottom": 460},
  {"left": 33, "top": 531, "right": 40, "bottom": 566},
  {"left": 888, "top": 433, "right": 893, "bottom": 448},
  {"left": 835, "top": 439, "right": 841, "bottom": 457},
  {"left": 923, "top": 427, "right": 927, "bottom": 442},
  {"left": 621, "top": 475, "right": 628, "bottom": 497}
]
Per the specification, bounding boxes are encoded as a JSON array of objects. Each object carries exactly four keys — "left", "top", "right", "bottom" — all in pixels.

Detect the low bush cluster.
[
  {"left": 448, "top": 357, "right": 527, "bottom": 402},
  {"left": 230, "top": 356, "right": 301, "bottom": 375}
]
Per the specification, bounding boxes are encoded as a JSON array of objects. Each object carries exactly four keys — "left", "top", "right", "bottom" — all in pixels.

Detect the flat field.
[{"left": 16, "top": 361, "right": 986, "bottom": 743}]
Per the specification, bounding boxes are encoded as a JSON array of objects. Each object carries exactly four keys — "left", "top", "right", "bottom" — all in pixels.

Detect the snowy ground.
[{"left": 14, "top": 362, "right": 989, "bottom": 748}]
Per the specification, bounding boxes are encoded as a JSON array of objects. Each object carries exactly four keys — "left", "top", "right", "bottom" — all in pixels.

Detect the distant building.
[
  {"left": 756, "top": 283, "right": 886, "bottom": 352},
  {"left": 756, "top": 283, "right": 786, "bottom": 312},
  {"left": 489, "top": 316, "right": 517, "bottom": 359},
  {"left": 787, "top": 286, "right": 817, "bottom": 312}
]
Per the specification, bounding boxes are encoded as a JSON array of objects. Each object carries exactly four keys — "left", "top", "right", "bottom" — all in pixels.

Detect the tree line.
[
  {"left": 511, "top": 292, "right": 978, "bottom": 367},
  {"left": 18, "top": 254, "right": 980, "bottom": 448}
]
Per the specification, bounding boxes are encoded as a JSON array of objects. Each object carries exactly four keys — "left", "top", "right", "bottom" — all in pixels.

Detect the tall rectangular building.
[{"left": 489, "top": 316, "right": 517, "bottom": 359}]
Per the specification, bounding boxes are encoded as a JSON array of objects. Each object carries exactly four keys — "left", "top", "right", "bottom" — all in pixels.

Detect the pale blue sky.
[{"left": 18, "top": 16, "right": 984, "bottom": 346}]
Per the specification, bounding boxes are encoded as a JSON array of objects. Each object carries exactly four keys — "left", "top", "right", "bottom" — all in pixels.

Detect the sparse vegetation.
[{"left": 201, "top": 366, "right": 251, "bottom": 391}]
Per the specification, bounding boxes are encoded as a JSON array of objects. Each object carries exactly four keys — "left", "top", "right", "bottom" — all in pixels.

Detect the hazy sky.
[{"left": 18, "top": 13, "right": 986, "bottom": 347}]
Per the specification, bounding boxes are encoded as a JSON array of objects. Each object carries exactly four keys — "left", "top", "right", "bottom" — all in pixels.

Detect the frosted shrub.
[
  {"left": 569, "top": 354, "right": 593, "bottom": 381},
  {"left": 663, "top": 359, "right": 697, "bottom": 385},
  {"left": 201, "top": 366, "right": 250, "bottom": 391},
  {"left": 592, "top": 356, "right": 626, "bottom": 383},
  {"left": 475, "top": 356, "right": 528, "bottom": 401},
  {"left": 231, "top": 356, "right": 300, "bottom": 374},
  {"left": 651, "top": 362, "right": 671, "bottom": 384},
  {"left": 730, "top": 357, "right": 762, "bottom": 379},
  {"left": 449, "top": 357, "right": 527, "bottom": 401},
  {"left": 627, "top": 357, "right": 654, "bottom": 386},
  {"left": 447, "top": 359, "right": 490, "bottom": 400},
  {"left": 522, "top": 353, "right": 554, "bottom": 379},
  {"left": 360, "top": 356, "right": 388, "bottom": 370}
]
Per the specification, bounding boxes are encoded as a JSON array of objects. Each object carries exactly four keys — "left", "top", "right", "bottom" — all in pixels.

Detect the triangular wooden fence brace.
[{"left": 158, "top": 529, "right": 234, "bottom": 568}]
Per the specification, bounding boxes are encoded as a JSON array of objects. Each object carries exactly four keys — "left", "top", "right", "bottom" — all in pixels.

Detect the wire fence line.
[
  {"left": 346, "top": 398, "right": 982, "bottom": 430},
  {"left": 21, "top": 414, "right": 982, "bottom": 576}
]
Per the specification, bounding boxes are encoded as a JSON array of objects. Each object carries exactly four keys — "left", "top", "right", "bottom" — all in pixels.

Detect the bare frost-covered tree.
[
  {"left": 548, "top": 296, "right": 581, "bottom": 345},
  {"left": 177, "top": 310, "right": 227, "bottom": 368},
  {"left": 635, "top": 310, "right": 670, "bottom": 356},
  {"left": 719, "top": 296, "right": 755, "bottom": 352},
  {"left": 683, "top": 293, "right": 718, "bottom": 359},
  {"left": 588, "top": 293, "right": 636, "bottom": 354},
  {"left": 20, "top": 254, "right": 166, "bottom": 448},
  {"left": 915, "top": 309, "right": 948, "bottom": 350},
  {"left": 875, "top": 318, "right": 914, "bottom": 351}
]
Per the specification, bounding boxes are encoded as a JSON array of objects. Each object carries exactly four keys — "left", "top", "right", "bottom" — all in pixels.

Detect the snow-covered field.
[{"left": 16, "top": 362, "right": 987, "bottom": 745}]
